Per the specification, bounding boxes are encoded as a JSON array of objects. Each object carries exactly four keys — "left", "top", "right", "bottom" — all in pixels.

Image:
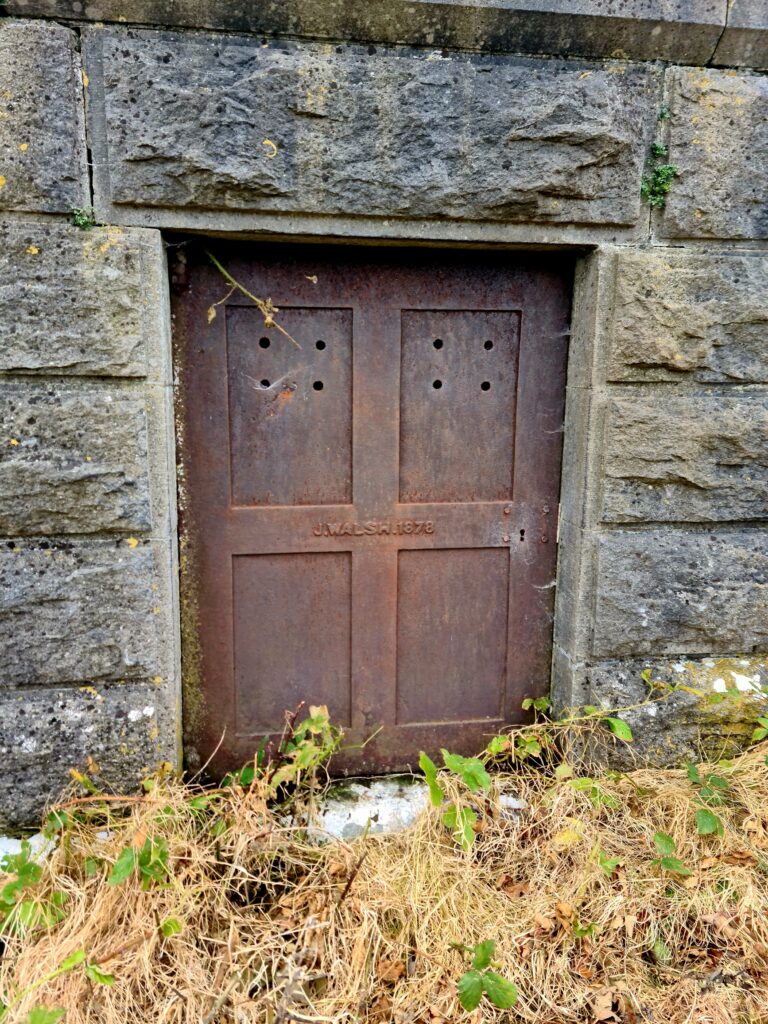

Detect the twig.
[
  {"left": 202, "top": 970, "right": 245, "bottom": 1024},
  {"left": 337, "top": 848, "right": 368, "bottom": 905},
  {"left": 205, "top": 249, "right": 301, "bottom": 348}
]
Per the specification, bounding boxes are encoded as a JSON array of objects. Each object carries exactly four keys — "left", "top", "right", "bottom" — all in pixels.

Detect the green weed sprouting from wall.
[{"left": 641, "top": 109, "right": 678, "bottom": 209}]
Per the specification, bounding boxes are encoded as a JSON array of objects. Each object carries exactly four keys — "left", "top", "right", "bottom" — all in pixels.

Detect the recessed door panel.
[
  {"left": 400, "top": 310, "right": 520, "bottom": 503},
  {"left": 396, "top": 548, "right": 509, "bottom": 725},
  {"left": 233, "top": 552, "right": 352, "bottom": 732},
  {"left": 226, "top": 306, "right": 352, "bottom": 506},
  {"left": 175, "top": 245, "right": 571, "bottom": 775}
]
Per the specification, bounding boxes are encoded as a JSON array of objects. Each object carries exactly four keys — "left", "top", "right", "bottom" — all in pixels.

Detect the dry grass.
[{"left": 2, "top": 743, "right": 768, "bottom": 1024}]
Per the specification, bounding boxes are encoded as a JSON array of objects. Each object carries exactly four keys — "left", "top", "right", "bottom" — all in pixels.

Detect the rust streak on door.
[{"left": 173, "top": 244, "right": 572, "bottom": 775}]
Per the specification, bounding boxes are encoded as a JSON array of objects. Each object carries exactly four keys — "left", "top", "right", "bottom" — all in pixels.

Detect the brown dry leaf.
[
  {"left": 377, "top": 958, "right": 406, "bottom": 983},
  {"left": 556, "top": 901, "right": 575, "bottom": 922},
  {"left": 496, "top": 874, "right": 529, "bottom": 898},
  {"left": 534, "top": 913, "right": 556, "bottom": 932},
  {"left": 131, "top": 827, "right": 148, "bottom": 850},
  {"left": 591, "top": 987, "right": 620, "bottom": 1022}
]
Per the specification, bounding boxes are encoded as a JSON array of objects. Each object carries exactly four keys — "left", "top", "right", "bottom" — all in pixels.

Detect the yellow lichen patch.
[
  {"left": 26, "top": 245, "right": 39, "bottom": 255},
  {"left": 0, "top": 176, "right": 6, "bottom": 191},
  {"left": 82, "top": 70, "right": 89, "bottom": 88},
  {"left": 694, "top": 208, "right": 704, "bottom": 218},
  {"left": 262, "top": 137, "right": 278, "bottom": 158},
  {"left": 153, "top": 676, "right": 163, "bottom": 685},
  {"left": 8, "top": 438, "right": 19, "bottom": 446},
  {"left": 78, "top": 685, "right": 101, "bottom": 700},
  {"left": 125, "top": 536, "right": 140, "bottom": 548},
  {"left": 18, "top": 142, "right": 28, "bottom": 151}
]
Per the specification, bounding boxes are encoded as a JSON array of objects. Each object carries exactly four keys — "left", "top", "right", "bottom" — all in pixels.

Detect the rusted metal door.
[{"left": 174, "top": 244, "right": 571, "bottom": 775}]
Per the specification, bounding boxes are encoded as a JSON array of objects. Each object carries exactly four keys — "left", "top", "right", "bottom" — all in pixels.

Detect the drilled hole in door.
[
  {"left": 260, "top": 379, "right": 270, "bottom": 388},
  {"left": 433, "top": 339, "right": 444, "bottom": 349},
  {"left": 259, "top": 337, "right": 270, "bottom": 349},
  {"left": 484, "top": 340, "right": 494, "bottom": 350},
  {"left": 519, "top": 529, "right": 525, "bottom": 542},
  {"left": 432, "top": 380, "right": 443, "bottom": 390},
  {"left": 316, "top": 340, "right": 326, "bottom": 350},
  {"left": 481, "top": 381, "right": 491, "bottom": 391},
  {"left": 313, "top": 381, "right": 324, "bottom": 391}
]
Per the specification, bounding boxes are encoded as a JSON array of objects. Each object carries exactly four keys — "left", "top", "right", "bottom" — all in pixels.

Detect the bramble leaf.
[
  {"left": 482, "top": 971, "right": 518, "bottom": 1009},
  {"left": 605, "top": 718, "right": 633, "bottom": 743},
  {"left": 457, "top": 970, "right": 483, "bottom": 1011},
  {"left": 653, "top": 832, "right": 676, "bottom": 857},
  {"left": 418, "top": 752, "right": 444, "bottom": 808},
  {"left": 471, "top": 940, "right": 495, "bottom": 970}
]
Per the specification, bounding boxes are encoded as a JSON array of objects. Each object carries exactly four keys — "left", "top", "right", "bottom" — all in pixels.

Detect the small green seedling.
[
  {"left": 651, "top": 831, "right": 692, "bottom": 876},
  {"left": 456, "top": 940, "right": 518, "bottom": 1012}
]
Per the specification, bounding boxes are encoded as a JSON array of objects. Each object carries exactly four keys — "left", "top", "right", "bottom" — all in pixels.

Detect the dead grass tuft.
[{"left": 2, "top": 744, "right": 768, "bottom": 1023}]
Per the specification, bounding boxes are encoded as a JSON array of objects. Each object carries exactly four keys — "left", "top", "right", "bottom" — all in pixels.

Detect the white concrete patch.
[
  {"left": 0, "top": 832, "right": 53, "bottom": 863},
  {"left": 308, "top": 776, "right": 526, "bottom": 840},
  {"left": 312, "top": 777, "right": 430, "bottom": 839}
]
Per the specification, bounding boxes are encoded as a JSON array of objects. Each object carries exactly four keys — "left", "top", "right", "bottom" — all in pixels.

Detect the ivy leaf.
[
  {"left": 441, "top": 750, "right": 491, "bottom": 793},
  {"left": 457, "top": 970, "right": 484, "bottom": 1011},
  {"left": 85, "top": 962, "right": 115, "bottom": 986},
  {"left": 696, "top": 808, "right": 723, "bottom": 836},
  {"left": 605, "top": 718, "right": 633, "bottom": 743},
  {"left": 108, "top": 847, "right": 137, "bottom": 887},
  {"left": 471, "top": 939, "right": 495, "bottom": 971},
  {"left": 418, "top": 752, "right": 444, "bottom": 808},
  {"left": 482, "top": 971, "right": 518, "bottom": 1009},
  {"left": 653, "top": 831, "right": 676, "bottom": 857}
]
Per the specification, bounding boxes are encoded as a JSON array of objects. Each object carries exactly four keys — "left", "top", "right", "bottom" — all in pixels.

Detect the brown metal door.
[{"left": 174, "top": 244, "right": 571, "bottom": 775}]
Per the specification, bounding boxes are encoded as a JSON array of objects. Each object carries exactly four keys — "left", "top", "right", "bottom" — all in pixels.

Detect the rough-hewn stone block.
[
  {"left": 85, "top": 28, "right": 658, "bottom": 227},
  {"left": 5, "top": 1, "right": 727, "bottom": 65},
  {"left": 661, "top": 68, "right": 768, "bottom": 240},
  {"left": 587, "top": 655, "right": 768, "bottom": 768},
  {"left": 0, "top": 21, "right": 88, "bottom": 213},
  {"left": 0, "top": 383, "right": 151, "bottom": 535},
  {"left": 713, "top": 0, "right": 768, "bottom": 70},
  {"left": 0, "top": 681, "right": 177, "bottom": 829},
  {"left": 593, "top": 529, "right": 768, "bottom": 657},
  {"left": 602, "top": 393, "right": 768, "bottom": 522},
  {"left": 607, "top": 251, "right": 768, "bottom": 383},
  {"left": 0, "top": 539, "right": 173, "bottom": 688},
  {"left": 0, "top": 222, "right": 168, "bottom": 378}
]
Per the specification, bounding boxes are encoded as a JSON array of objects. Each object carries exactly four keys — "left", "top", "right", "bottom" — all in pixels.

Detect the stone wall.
[
  {"left": 0, "top": 24, "right": 180, "bottom": 828},
  {"left": 0, "top": 2, "right": 766, "bottom": 823}
]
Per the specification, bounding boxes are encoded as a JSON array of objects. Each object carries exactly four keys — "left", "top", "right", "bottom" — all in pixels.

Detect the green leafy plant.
[
  {"left": 752, "top": 716, "right": 768, "bottom": 743},
  {"left": 71, "top": 206, "right": 97, "bottom": 230},
  {"left": 455, "top": 940, "right": 517, "bottom": 1011},
  {"left": 597, "top": 848, "right": 622, "bottom": 878},
  {"left": 641, "top": 162, "right": 679, "bottom": 209},
  {"left": 419, "top": 750, "right": 492, "bottom": 851},
  {"left": 651, "top": 831, "right": 692, "bottom": 876},
  {"left": 25, "top": 1009, "right": 65, "bottom": 1024},
  {"left": 223, "top": 704, "right": 342, "bottom": 799},
  {"left": 0, "top": 842, "right": 67, "bottom": 937},
  {"left": 108, "top": 835, "right": 171, "bottom": 890},
  {"left": 568, "top": 776, "right": 620, "bottom": 810},
  {"left": 686, "top": 762, "right": 727, "bottom": 836}
]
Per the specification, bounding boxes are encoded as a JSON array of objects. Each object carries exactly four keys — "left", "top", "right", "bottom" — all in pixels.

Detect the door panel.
[{"left": 174, "top": 244, "right": 572, "bottom": 775}]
